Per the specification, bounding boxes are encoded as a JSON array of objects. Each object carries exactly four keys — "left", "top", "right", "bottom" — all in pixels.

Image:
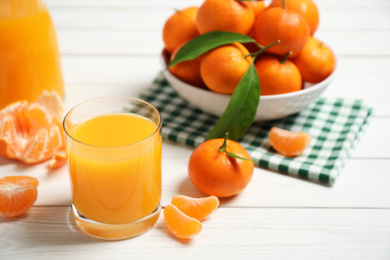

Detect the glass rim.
[{"left": 63, "top": 96, "right": 162, "bottom": 148}]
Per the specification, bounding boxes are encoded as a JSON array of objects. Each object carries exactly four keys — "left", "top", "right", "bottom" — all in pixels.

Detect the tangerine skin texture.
[
  {"left": 269, "top": 0, "right": 319, "bottom": 36},
  {"left": 200, "top": 43, "right": 252, "bottom": 94},
  {"left": 163, "top": 7, "right": 199, "bottom": 54},
  {"left": 188, "top": 138, "right": 254, "bottom": 198},
  {"left": 254, "top": 55, "right": 302, "bottom": 95},
  {"left": 196, "top": 0, "right": 255, "bottom": 35},
  {"left": 250, "top": 1, "right": 266, "bottom": 16},
  {"left": 253, "top": 7, "right": 310, "bottom": 57},
  {"left": 292, "top": 37, "right": 336, "bottom": 83}
]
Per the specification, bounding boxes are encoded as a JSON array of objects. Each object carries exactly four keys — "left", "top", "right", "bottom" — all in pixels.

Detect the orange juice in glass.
[
  {"left": 0, "top": 0, "right": 64, "bottom": 109},
  {"left": 63, "top": 97, "right": 162, "bottom": 240}
]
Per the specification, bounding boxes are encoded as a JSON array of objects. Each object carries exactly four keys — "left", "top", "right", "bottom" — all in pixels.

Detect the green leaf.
[
  {"left": 205, "top": 62, "right": 260, "bottom": 141},
  {"left": 168, "top": 31, "right": 257, "bottom": 67}
]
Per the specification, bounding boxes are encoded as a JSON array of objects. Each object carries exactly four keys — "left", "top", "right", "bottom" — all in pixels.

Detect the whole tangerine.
[
  {"left": 292, "top": 37, "right": 336, "bottom": 83},
  {"left": 163, "top": 7, "right": 199, "bottom": 54},
  {"left": 253, "top": 6, "right": 310, "bottom": 57},
  {"left": 200, "top": 42, "right": 252, "bottom": 94},
  {"left": 254, "top": 53, "right": 302, "bottom": 95},
  {"left": 188, "top": 136, "right": 254, "bottom": 198},
  {"left": 196, "top": 0, "right": 255, "bottom": 35},
  {"left": 269, "top": 0, "right": 319, "bottom": 36},
  {"left": 168, "top": 44, "right": 206, "bottom": 88}
]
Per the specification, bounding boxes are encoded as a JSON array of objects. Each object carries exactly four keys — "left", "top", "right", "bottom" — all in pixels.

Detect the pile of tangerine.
[{"left": 163, "top": 0, "right": 336, "bottom": 96}]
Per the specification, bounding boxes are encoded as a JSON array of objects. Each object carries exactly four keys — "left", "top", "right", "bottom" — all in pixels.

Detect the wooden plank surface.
[
  {"left": 1, "top": 207, "right": 390, "bottom": 260},
  {"left": 56, "top": 29, "right": 390, "bottom": 56},
  {"left": 46, "top": 7, "right": 390, "bottom": 31},
  {"left": 46, "top": 0, "right": 390, "bottom": 8},
  {"left": 2, "top": 153, "right": 390, "bottom": 209}
]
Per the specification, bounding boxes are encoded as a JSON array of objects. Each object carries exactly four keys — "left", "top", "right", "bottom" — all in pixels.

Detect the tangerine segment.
[
  {"left": 49, "top": 149, "right": 67, "bottom": 169},
  {"left": 0, "top": 176, "right": 39, "bottom": 217},
  {"left": 269, "top": 127, "right": 311, "bottom": 157},
  {"left": 164, "top": 204, "right": 202, "bottom": 239},
  {"left": 0, "top": 91, "right": 64, "bottom": 164},
  {"left": 171, "top": 195, "right": 219, "bottom": 221}
]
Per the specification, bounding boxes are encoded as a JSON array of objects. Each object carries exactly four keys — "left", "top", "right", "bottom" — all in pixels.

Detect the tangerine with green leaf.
[
  {"left": 188, "top": 134, "right": 254, "bottom": 198},
  {"left": 168, "top": 44, "right": 206, "bottom": 88},
  {"left": 200, "top": 42, "right": 252, "bottom": 94}
]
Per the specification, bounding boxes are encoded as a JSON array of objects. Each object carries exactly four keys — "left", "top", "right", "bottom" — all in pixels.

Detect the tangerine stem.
[
  {"left": 219, "top": 132, "right": 229, "bottom": 153},
  {"left": 219, "top": 132, "right": 254, "bottom": 162},
  {"left": 279, "top": 51, "right": 292, "bottom": 64},
  {"left": 282, "top": 0, "right": 287, "bottom": 9},
  {"left": 244, "top": 40, "right": 280, "bottom": 59}
]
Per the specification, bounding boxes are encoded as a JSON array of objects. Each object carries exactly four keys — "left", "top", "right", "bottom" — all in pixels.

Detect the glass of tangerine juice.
[{"left": 63, "top": 97, "right": 162, "bottom": 240}]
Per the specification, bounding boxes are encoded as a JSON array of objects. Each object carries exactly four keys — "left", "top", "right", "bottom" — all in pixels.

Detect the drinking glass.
[{"left": 63, "top": 97, "right": 162, "bottom": 240}]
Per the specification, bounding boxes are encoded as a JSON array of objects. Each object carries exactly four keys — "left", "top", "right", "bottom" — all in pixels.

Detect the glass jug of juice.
[{"left": 0, "top": 0, "right": 64, "bottom": 109}]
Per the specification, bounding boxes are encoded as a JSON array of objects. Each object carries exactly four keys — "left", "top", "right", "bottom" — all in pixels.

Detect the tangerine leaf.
[
  {"left": 205, "top": 62, "right": 260, "bottom": 141},
  {"left": 168, "top": 31, "right": 256, "bottom": 67}
]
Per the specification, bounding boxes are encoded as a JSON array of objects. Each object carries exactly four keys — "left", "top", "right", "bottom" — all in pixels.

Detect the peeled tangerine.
[
  {"left": 269, "top": 127, "right": 311, "bottom": 157},
  {"left": 0, "top": 91, "right": 66, "bottom": 167},
  {"left": 0, "top": 176, "right": 39, "bottom": 217}
]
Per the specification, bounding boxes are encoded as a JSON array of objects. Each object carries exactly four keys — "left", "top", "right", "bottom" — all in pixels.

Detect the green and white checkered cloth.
[{"left": 140, "top": 73, "right": 373, "bottom": 184}]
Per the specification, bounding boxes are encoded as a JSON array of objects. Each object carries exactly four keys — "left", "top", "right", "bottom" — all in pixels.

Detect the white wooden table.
[{"left": 1, "top": 0, "right": 390, "bottom": 259}]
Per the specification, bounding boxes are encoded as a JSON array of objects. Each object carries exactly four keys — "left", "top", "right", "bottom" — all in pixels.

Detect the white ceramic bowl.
[{"left": 163, "top": 51, "right": 337, "bottom": 122}]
